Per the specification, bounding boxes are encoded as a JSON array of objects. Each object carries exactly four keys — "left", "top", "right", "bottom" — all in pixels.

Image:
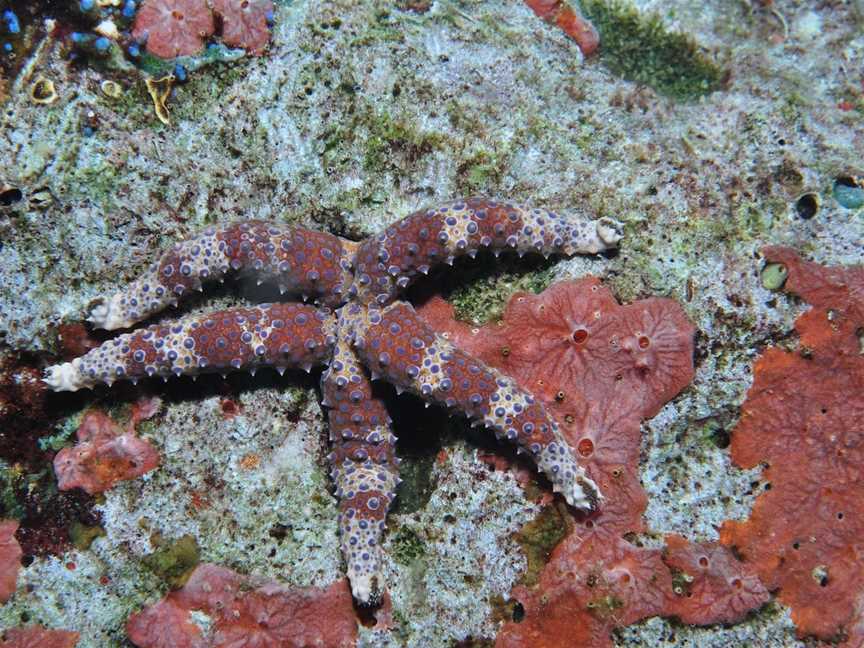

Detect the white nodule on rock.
[{"left": 795, "top": 11, "right": 822, "bottom": 40}]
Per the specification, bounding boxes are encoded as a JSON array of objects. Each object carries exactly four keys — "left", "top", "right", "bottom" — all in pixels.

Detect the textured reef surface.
[{"left": 0, "top": 0, "right": 862, "bottom": 647}]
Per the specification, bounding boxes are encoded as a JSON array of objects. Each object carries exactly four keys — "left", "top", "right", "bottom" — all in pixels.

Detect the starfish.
[{"left": 44, "top": 197, "right": 623, "bottom": 605}]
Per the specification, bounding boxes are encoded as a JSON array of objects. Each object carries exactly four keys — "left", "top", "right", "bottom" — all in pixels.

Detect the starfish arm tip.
[
  {"left": 43, "top": 359, "right": 86, "bottom": 392},
  {"left": 596, "top": 216, "right": 624, "bottom": 249},
  {"left": 88, "top": 294, "right": 135, "bottom": 330},
  {"left": 349, "top": 572, "right": 384, "bottom": 608},
  {"left": 566, "top": 474, "right": 603, "bottom": 512}
]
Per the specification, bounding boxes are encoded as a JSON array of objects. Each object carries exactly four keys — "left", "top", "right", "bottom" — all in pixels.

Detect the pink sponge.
[
  {"left": 53, "top": 405, "right": 161, "bottom": 495},
  {"left": 211, "top": 0, "right": 274, "bottom": 55},
  {"left": 132, "top": 0, "right": 215, "bottom": 58}
]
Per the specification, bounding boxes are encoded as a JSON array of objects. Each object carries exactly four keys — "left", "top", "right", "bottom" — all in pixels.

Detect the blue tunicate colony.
[
  {"left": 3, "top": 1, "right": 273, "bottom": 95},
  {"left": 2, "top": 9, "right": 20, "bottom": 56},
  {"left": 64, "top": 0, "right": 256, "bottom": 82},
  {"left": 68, "top": 0, "right": 142, "bottom": 64}
]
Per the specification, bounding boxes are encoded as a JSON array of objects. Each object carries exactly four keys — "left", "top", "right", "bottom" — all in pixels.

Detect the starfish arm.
[
  {"left": 354, "top": 302, "right": 601, "bottom": 512},
  {"left": 44, "top": 304, "right": 335, "bottom": 392},
  {"left": 321, "top": 312, "right": 399, "bottom": 606},
  {"left": 352, "top": 197, "right": 623, "bottom": 306},
  {"left": 88, "top": 221, "right": 356, "bottom": 330}
]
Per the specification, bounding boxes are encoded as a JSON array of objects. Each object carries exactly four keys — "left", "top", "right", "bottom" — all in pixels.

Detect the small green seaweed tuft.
[
  {"left": 362, "top": 109, "right": 446, "bottom": 173},
  {"left": 0, "top": 461, "right": 26, "bottom": 520},
  {"left": 456, "top": 149, "right": 509, "bottom": 195},
  {"left": 390, "top": 527, "right": 426, "bottom": 565},
  {"left": 449, "top": 261, "right": 555, "bottom": 326},
  {"left": 350, "top": 8, "right": 406, "bottom": 47},
  {"left": 69, "top": 521, "right": 105, "bottom": 551},
  {"left": 580, "top": 0, "right": 724, "bottom": 100},
  {"left": 586, "top": 593, "right": 624, "bottom": 619}
]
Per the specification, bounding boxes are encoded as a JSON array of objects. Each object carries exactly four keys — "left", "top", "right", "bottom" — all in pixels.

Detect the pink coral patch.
[
  {"left": 54, "top": 408, "right": 160, "bottom": 495},
  {"left": 663, "top": 534, "right": 769, "bottom": 625},
  {"left": 720, "top": 248, "right": 864, "bottom": 642},
  {"left": 418, "top": 278, "right": 695, "bottom": 421},
  {"left": 127, "top": 563, "right": 357, "bottom": 648},
  {"left": 0, "top": 626, "right": 79, "bottom": 648},
  {"left": 413, "top": 279, "right": 771, "bottom": 646},
  {"left": 131, "top": 396, "right": 163, "bottom": 425},
  {"left": 0, "top": 520, "right": 21, "bottom": 603},
  {"left": 132, "top": 0, "right": 215, "bottom": 58},
  {"left": 498, "top": 537, "right": 671, "bottom": 648},
  {"left": 171, "top": 562, "right": 246, "bottom": 611},
  {"left": 761, "top": 245, "right": 864, "bottom": 356},
  {"left": 418, "top": 278, "right": 695, "bottom": 540},
  {"left": 126, "top": 599, "right": 205, "bottom": 648},
  {"left": 210, "top": 0, "right": 274, "bottom": 55}
]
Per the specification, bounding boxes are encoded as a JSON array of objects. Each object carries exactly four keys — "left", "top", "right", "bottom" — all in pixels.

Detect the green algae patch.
[
  {"left": 70, "top": 522, "right": 105, "bottom": 551},
  {"left": 70, "top": 160, "right": 123, "bottom": 211},
  {"left": 318, "top": 97, "right": 446, "bottom": 180},
  {"left": 392, "top": 452, "right": 437, "bottom": 515},
  {"left": 513, "top": 503, "right": 569, "bottom": 587},
  {"left": 390, "top": 527, "right": 426, "bottom": 565},
  {"left": 362, "top": 109, "right": 446, "bottom": 173},
  {"left": 456, "top": 148, "right": 510, "bottom": 196},
  {"left": 760, "top": 263, "right": 788, "bottom": 291},
  {"left": 143, "top": 534, "right": 200, "bottom": 588},
  {"left": 449, "top": 262, "right": 555, "bottom": 326},
  {"left": 37, "top": 421, "right": 78, "bottom": 453},
  {"left": 0, "top": 461, "right": 27, "bottom": 520},
  {"left": 0, "top": 463, "right": 58, "bottom": 522},
  {"left": 581, "top": 0, "right": 724, "bottom": 100},
  {"left": 587, "top": 593, "right": 624, "bottom": 619},
  {"left": 350, "top": 8, "right": 406, "bottom": 47}
]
